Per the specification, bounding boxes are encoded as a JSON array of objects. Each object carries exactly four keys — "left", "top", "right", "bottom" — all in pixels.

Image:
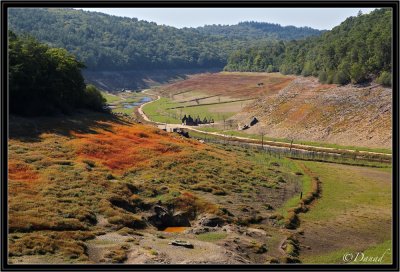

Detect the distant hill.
[
  {"left": 8, "top": 8, "right": 323, "bottom": 71},
  {"left": 197, "top": 21, "right": 323, "bottom": 40},
  {"left": 224, "top": 8, "right": 392, "bottom": 86}
]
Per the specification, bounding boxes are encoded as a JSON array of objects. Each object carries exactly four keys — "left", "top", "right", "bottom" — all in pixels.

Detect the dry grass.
[
  {"left": 237, "top": 77, "right": 392, "bottom": 149},
  {"left": 156, "top": 72, "right": 294, "bottom": 99},
  {"left": 8, "top": 112, "right": 294, "bottom": 263},
  {"left": 8, "top": 160, "right": 39, "bottom": 182}
]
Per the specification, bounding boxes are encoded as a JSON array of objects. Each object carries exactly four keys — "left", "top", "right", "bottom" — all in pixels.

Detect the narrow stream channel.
[{"left": 123, "top": 96, "right": 152, "bottom": 108}]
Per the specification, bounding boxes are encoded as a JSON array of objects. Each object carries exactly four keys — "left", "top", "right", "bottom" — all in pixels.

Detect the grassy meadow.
[
  {"left": 142, "top": 97, "right": 252, "bottom": 124},
  {"left": 8, "top": 112, "right": 308, "bottom": 263},
  {"left": 100, "top": 91, "right": 152, "bottom": 115},
  {"left": 7, "top": 82, "right": 393, "bottom": 264},
  {"left": 298, "top": 162, "right": 392, "bottom": 264},
  {"left": 143, "top": 72, "right": 293, "bottom": 125}
]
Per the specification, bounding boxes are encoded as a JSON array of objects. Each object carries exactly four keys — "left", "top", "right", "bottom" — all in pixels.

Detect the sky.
[{"left": 77, "top": 8, "right": 376, "bottom": 30}]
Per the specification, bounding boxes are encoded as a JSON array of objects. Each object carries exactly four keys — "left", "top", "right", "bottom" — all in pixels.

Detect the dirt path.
[
  {"left": 126, "top": 234, "right": 246, "bottom": 264},
  {"left": 137, "top": 93, "right": 161, "bottom": 122}
]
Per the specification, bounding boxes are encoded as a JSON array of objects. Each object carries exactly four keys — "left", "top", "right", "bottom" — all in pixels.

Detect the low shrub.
[
  {"left": 107, "top": 214, "right": 146, "bottom": 229},
  {"left": 284, "top": 210, "right": 299, "bottom": 229},
  {"left": 376, "top": 71, "right": 392, "bottom": 87},
  {"left": 318, "top": 71, "right": 328, "bottom": 83},
  {"left": 104, "top": 248, "right": 127, "bottom": 263},
  {"left": 333, "top": 70, "right": 350, "bottom": 85}
]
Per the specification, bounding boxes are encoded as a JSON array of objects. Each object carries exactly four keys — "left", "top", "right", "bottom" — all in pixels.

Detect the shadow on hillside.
[
  {"left": 83, "top": 68, "right": 221, "bottom": 92},
  {"left": 9, "top": 110, "right": 131, "bottom": 142}
]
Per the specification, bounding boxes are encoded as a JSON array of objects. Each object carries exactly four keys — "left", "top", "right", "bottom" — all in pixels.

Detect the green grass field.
[
  {"left": 299, "top": 161, "right": 392, "bottom": 264},
  {"left": 196, "top": 232, "right": 228, "bottom": 242},
  {"left": 101, "top": 91, "right": 120, "bottom": 104},
  {"left": 142, "top": 97, "right": 250, "bottom": 124},
  {"left": 101, "top": 92, "right": 151, "bottom": 115}
]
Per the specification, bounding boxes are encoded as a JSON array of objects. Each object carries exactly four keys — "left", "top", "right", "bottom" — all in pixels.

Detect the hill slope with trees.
[
  {"left": 8, "top": 8, "right": 323, "bottom": 71},
  {"left": 224, "top": 8, "right": 392, "bottom": 86},
  {"left": 9, "top": 31, "right": 105, "bottom": 115},
  {"left": 197, "top": 21, "right": 323, "bottom": 40}
]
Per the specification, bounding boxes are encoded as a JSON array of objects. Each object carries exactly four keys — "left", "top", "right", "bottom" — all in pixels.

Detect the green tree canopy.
[
  {"left": 9, "top": 31, "right": 105, "bottom": 115},
  {"left": 224, "top": 8, "right": 392, "bottom": 86},
  {"left": 8, "top": 8, "right": 323, "bottom": 71}
]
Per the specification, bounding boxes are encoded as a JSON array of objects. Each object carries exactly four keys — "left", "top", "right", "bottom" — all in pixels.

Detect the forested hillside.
[
  {"left": 224, "top": 9, "right": 392, "bottom": 86},
  {"left": 8, "top": 8, "right": 322, "bottom": 71},
  {"left": 197, "top": 21, "right": 323, "bottom": 40},
  {"left": 9, "top": 31, "right": 105, "bottom": 115}
]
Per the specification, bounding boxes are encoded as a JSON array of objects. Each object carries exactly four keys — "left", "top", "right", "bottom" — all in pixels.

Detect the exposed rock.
[
  {"left": 197, "top": 214, "right": 225, "bottom": 227},
  {"left": 186, "top": 226, "right": 219, "bottom": 235},
  {"left": 249, "top": 117, "right": 258, "bottom": 126},
  {"left": 168, "top": 240, "right": 194, "bottom": 249},
  {"left": 172, "top": 211, "right": 191, "bottom": 227},
  {"left": 147, "top": 206, "right": 191, "bottom": 230}
]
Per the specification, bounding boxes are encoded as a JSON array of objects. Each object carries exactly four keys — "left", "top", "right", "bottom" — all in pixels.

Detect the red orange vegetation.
[
  {"left": 70, "top": 122, "right": 203, "bottom": 173},
  {"left": 8, "top": 160, "right": 39, "bottom": 182},
  {"left": 157, "top": 72, "right": 295, "bottom": 99}
]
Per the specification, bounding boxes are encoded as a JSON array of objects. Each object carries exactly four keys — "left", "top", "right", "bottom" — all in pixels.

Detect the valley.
[
  {"left": 8, "top": 71, "right": 393, "bottom": 264},
  {"left": 6, "top": 6, "right": 394, "bottom": 267},
  {"left": 142, "top": 72, "right": 392, "bottom": 152}
]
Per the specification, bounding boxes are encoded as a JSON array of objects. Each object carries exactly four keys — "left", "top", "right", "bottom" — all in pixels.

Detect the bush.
[
  {"left": 266, "top": 65, "right": 274, "bottom": 73},
  {"left": 326, "top": 71, "right": 335, "bottom": 84},
  {"left": 279, "top": 64, "right": 291, "bottom": 75},
  {"left": 376, "top": 71, "right": 392, "bottom": 87},
  {"left": 301, "top": 62, "right": 313, "bottom": 77},
  {"left": 318, "top": 71, "right": 328, "bottom": 83},
  {"left": 333, "top": 70, "right": 350, "bottom": 85},
  {"left": 104, "top": 248, "right": 127, "bottom": 263},
  {"left": 107, "top": 214, "right": 146, "bottom": 229},
  {"left": 82, "top": 85, "right": 106, "bottom": 111},
  {"left": 350, "top": 63, "right": 367, "bottom": 84}
]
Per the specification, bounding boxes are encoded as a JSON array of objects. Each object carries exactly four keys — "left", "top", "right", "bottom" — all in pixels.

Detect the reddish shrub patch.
[
  {"left": 8, "top": 160, "right": 38, "bottom": 182},
  {"left": 70, "top": 123, "right": 202, "bottom": 173}
]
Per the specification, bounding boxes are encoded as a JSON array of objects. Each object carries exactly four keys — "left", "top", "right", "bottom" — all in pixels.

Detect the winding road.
[{"left": 136, "top": 92, "right": 392, "bottom": 160}]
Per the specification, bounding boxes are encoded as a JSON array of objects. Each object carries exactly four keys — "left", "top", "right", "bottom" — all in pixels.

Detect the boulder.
[
  {"left": 198, "top": 214, "right": 225, "bottom": 227},
  {"left": 169, "top": 240, "right": 194, "bottom": 249},
  {"left": 250, "top": 117, "right": 258, "bottom": 126},
  {"left": 147, "top": 206, "right": 191, "bottom": 230},
  {"left": 172, "top": 211, "right": 191, "bottom": 227},
  {"left": 186, "top": 226, "right": 212, "bottom": 235}
]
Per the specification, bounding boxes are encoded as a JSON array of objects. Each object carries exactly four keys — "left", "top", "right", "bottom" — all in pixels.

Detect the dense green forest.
[
  {"left": 197, "top": 21, "right": 323, "bottom": 40},
  {"left": 9, "top": 31, "right": 105, "bottom": 115},
  {"left": 224, "top": 9, "right": 392, "bottom": 86},
  {"left": 8, "top": 8, "right": 322, "bottom": 71}
]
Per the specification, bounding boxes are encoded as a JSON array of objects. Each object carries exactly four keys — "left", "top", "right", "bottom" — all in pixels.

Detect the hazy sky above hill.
[{"left": 77, "top": 8, "right": 376, "bottom": 30}]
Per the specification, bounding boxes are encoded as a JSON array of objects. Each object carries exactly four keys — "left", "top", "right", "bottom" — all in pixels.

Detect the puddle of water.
[
  {"left": 163, "top": 227, "right": 188, "bottom": 233},
  {"left": 123, "top": 97, "right": 152, "bottom": 109}
]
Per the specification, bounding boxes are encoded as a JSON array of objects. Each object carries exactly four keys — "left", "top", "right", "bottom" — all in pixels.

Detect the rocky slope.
[{"left": 232, "top": 77, "right": 392, "bottom": 149}]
